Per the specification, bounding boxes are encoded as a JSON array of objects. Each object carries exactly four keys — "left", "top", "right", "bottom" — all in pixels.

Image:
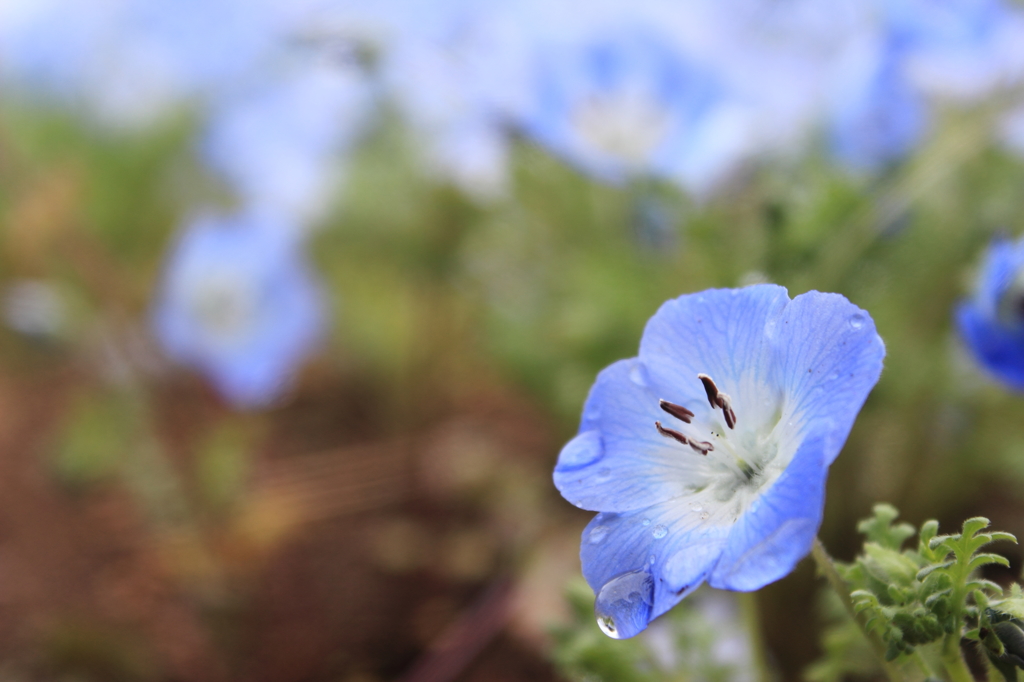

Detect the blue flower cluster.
[
  {"left": 555, "top": 285, "right": 885, "bottom": 638},
  {"left": 5, "top": 0, "right": 1024, "bottom": 200},
  {"left": 1, "top": 0, "right": 1020, "bottom": 406}
]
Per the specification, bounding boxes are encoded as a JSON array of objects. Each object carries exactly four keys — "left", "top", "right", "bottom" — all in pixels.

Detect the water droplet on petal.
[
  {"left": 652, "top": 524, "right": 668, "bottom": 539},
  {"left": 649, "top": 555, "right": 656, "bottom": 565},
  {"left": 589, "top": 525, "right": 609, "bottom": 544},
  {"left": 688, "top": 502, "right": 702, "bottom": 512},
  {"left": 641, "top": 518, "right": 651, "bottom": 526},
  {"left": 629, "top": 365, "right": 648, "bottom": 388},
  {"left": 848, "top": 314, "right": 865, "bottom": 330},
  {"left": 828, "top": 372, "right": 839, "bottom": 381},
  {"left": 700, "top": 511, "right": 710, "bottom": 520},
  {"left": 595, "top": 570, "right": 654, "bottom": 639}
]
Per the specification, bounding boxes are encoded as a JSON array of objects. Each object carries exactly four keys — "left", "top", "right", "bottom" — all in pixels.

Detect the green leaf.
[
  {"left": 863, "top": 543, "right": 921, "bottom": 586},
  {"left": 917, "top": 562, "right": 954, "bottom": 581},
  {"left": 963, "top": 517, "right": 993, "bottom": 538},
  {"left": 970, "top": 553, "right": 1012, "bottom": 572},
  {"left": 858, "top": 504, "right": 916, "bottom": 550},
  {"left": 967, "top": 580, "right": 1005, "bottom": 596}
]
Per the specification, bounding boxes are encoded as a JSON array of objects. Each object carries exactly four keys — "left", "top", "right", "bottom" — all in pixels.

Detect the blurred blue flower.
[
  {"left": 151, "top": 212, "right": 326, "bottom": 409},
  {"left": 554, "top": 285, "right": 885, "bottom": 638},
  {"left": 956, "top": 236, "right": 1024, "bottom": 391},
  {"left": 880, "top": 0, "right": 1024, "bottom": 99},
  {"left": 518, "top": 21, "right": 753, "bottom": 191},
  {"left": 0, "top": 0, "right": 319, "bottom": 126},
  {"left": 202, "top": 58, "right": 374, "bottom": 223},
  {"left": 828, "top": 37, "right": 927, "bottom": 171}
]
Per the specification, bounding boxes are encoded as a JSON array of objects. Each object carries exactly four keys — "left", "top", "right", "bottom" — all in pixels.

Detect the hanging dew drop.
[
  {"left": 597, "top": 615, "right": 618, "bottom": 637},
  {"left": 594, "top": 570, "right": 654, "bottom": 640}
]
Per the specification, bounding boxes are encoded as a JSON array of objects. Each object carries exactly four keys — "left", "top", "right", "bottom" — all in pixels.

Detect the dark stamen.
[
  {"left": 697, "top": 373, "right": 737, "bottom": 429},
  {"left": 654, "top": 421, "right": 712, "bottom": 455},
  {"left": 655, "top": 421, "right": 689, "bottom": 445},
  {"left": 688, "top": 440, "right": 714, "bottom": 456},
  {"left": 659, "top": 399, "right": 694, "bottom": 423},
  {"left": 697, "top": 373, "right": 718, "bottom": 408},
  {"left": 718, "top": 394, "right": 737, "bottom": 430}
]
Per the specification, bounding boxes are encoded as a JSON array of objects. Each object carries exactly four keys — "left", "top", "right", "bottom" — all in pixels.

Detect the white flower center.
[
  {"left": 655, "top": 372, "right": 790, "bottom": 525},
  {"left": 187, "top": 273, "right": 260, "bottom": 348},
  {"left": 571, "top": 86, "right": 672, "bottom": 166}
]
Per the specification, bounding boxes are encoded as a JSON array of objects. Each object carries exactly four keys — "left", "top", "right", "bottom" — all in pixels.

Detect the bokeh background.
[{"left": 3, "top": 1, "right": 1024, "bottom": 680}]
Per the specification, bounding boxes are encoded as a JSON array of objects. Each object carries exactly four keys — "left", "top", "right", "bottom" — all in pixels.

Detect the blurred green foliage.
[{"left": 6, "top": 97, "right": 1024, "bottom": 680}]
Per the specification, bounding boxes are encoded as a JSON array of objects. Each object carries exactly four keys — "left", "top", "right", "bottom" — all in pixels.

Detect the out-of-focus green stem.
[
  {"left": 910, "top": 650, "right": 935, "bottom": 680},
  {"left": 811, "top": 537, "right": 902, "bottom": 682},
  {"left": 736, "top": 591, "right": 770, "bottom": 682},
  {"left": 940, "top": 635, "right": 974, "bottom": 682}
]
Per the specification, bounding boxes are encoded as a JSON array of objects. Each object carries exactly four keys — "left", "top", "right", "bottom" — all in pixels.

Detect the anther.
[
  {"left": 688, "top": 439, "right": 714, "bottom": 456},
  {"left": 655, "top": 421, "right": 689, "bottom": 445},
  {"left": 658, "top": 399, "right": 694, "bottom": 423},
  {"left": 697, "top": 373, "right": 720, "bottom": 408},
  {"left": 696, "top": 373, "right": 737, "bottom": 429},
  {"left": 654, "top": 421, "right": 712, "bottom": 455}
]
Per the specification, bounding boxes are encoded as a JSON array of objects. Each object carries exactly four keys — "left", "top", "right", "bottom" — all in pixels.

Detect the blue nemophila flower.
[
  {"left": 516, "top": 10, "right": 756, "bottom": 193},
  {"left": 554, "top": 285, "right": 885, "bottom": 639},
  {"left": 151, "top": 212, "right": 326, "bottom": 409},
  {"left": 956, "top": 236, "right": 1024, "bottom": 391},
  {"left": 828, "top": 36, "right": 927, "bottom": 172}
]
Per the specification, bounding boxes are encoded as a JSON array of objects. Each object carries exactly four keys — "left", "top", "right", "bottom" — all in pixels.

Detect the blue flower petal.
[
  {"left": 639, "top": 285, "right": 791, "bottom": 417},
  {"left": 554, "top": 359, "right": 717, "bottom": 512},
  {"left": 581, "top": 500, "right": 730, "bottom": 637},
  {"left": 957, "top": 301, "right": 1024, "bottom": 390},
  {"left": 769, "top": 290, "right": 886, "bottom": 464},
  {"left": 708, "top": 425, "right": 831, "bottom": 591}
]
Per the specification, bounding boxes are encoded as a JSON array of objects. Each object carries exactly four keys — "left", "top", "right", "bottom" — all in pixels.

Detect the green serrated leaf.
[
  {"left": 968, "top": 580, "right": 1005, "bottom": 597},
  {"left": 917, "top": 562, "right": 955, "bottom": 581},
  {"left": 991, "top": 532, "right": 1019, "bottom": 545},
  {"left": 863, "top": 543, "right": 921, "bottom": 586},
  {"left": 925, "top": 590, "right": 953, "bottom": 607},
  {"left": 919, "top": 520, "right": 940, "bottom": 545},
  {"left": 858, "top": 504, "right": 916, "bottom": 550},
  {"left": 963, "top": 517, "right": 992, "bottom": 538},
  {"left": 971, "top": 553, "right": 1012, "bottom": 572}
]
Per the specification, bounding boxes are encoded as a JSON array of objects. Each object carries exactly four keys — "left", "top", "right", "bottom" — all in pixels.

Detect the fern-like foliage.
[{"left": 816, "top": 504, "right": 1019, "bottom": 679}]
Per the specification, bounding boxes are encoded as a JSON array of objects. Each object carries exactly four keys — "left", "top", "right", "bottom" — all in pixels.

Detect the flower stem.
[
  {"left": 811, "top": 537, "right": 902, "bottom": 682},
  {"left": 910, "top": 650, "right": 935, "bottom": 680},
  {"left": 736, "top": 591, "right": 771, "bottom": 682},
  {"left": 940, "top": 635, "right": 974, "bottom": 682}
]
